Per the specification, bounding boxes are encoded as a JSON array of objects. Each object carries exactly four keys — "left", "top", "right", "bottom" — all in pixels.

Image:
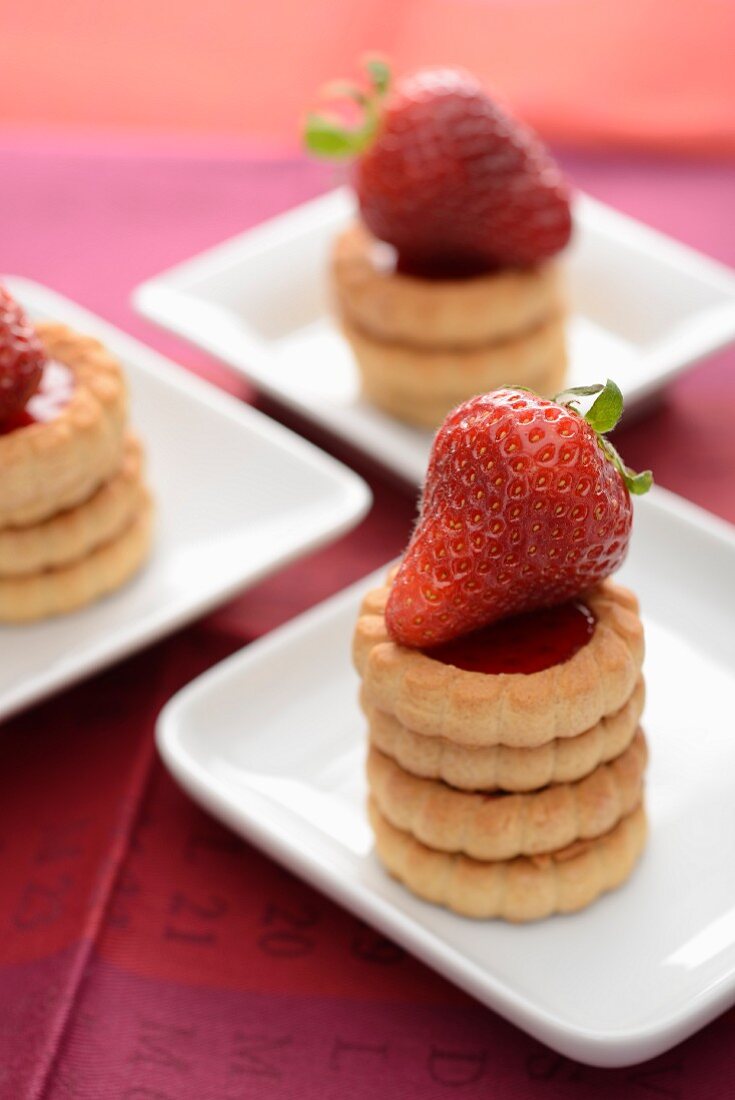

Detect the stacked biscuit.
[
  {"left": 0, "top": 323, "right": 153, "bottom": 622},
  {"left": 332, "top": 222, "right": 568, "bottom": 429},
  {"left": 353, "top": 578, "right": 648, "bottom": 922}
]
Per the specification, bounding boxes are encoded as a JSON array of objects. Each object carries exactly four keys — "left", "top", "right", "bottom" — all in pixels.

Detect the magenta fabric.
[{"left": 0, "top": 135, "right": 734, "bottom": 1099}]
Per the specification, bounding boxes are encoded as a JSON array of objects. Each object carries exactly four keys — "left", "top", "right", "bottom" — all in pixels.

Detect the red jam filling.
[
  {"left": 395, "top": 252, "right": 500, "bottom": 280},
  {"left": 0, "top": 361, "right": 75, "bottom": 435},
  {"left": 370, "top": 237, "right": 498, "bottom": 281},
  {"left": 425, "top": 600, "right": 596, "bottom": 675}
]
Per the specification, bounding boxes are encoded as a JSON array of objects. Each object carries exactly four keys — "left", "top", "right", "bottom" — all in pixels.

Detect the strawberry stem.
[
  {"left": 555, "top": 378, "right": 653, "bottom": 496},
  {"left": 304, "top": 55, "right": 390, "bottom": 160},
  {"left": 364, "top": 55, "right": 391, "bottom": 95}
]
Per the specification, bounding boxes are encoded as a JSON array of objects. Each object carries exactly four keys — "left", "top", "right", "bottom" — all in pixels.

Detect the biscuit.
[
  {"left": 369, "top": 798, "right": 647, "bottom": 921},
  {"left": 364, "top": 678, "right": 645, "bottom": 792},
  {"left": 332, "top": 222, "right": 566, "bottom": 349},
  {"left": 354, "top": 580, "right": 645, "bottom": 748},
  {"left": 0, "top": 323, "right": 127, "bottom": 528},
  {"left": 343, "top": 314, "right": 567, "bottom": 430},
  {"left": 0, "top": 496, "right": 153, "bottom": 623},
  {"left": 367, "top": 730, "right": 647, "bottom": 860},
  {"left": 0, "top": 435, "right": 145, "bottom": 576}
]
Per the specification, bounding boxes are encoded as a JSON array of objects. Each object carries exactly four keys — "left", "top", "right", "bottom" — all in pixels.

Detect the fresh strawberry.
[
  {"left": 386, "top": 382, "right": 652, "bottom": 649},
  {"left": 0, "top": 286, "right": 45, "bottom": 424},
  {"left": 305, "top": 59, "right": 571, "bottom": 270}
]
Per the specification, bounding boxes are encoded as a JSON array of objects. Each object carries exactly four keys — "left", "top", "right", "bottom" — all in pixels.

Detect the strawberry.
[
  {"left": 385, "top": 382, "right": 652, "bottom": 649},
  {"left": 0, "top": 286, "right": 45, "bottom": 424},
  {"left": 305, "top": 59, "right": 571, "bottom": 270}
]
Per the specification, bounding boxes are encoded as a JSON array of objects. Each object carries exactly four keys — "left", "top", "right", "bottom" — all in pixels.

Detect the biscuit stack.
[
  {"left": 353, "top": 578, "right": 649, "bottom": 922},
  {"left": 332, "top": 222, "right": 568, "bottom": 429},
  {"left": 0, "top": 323, "right": 153, "bottom": 622}
]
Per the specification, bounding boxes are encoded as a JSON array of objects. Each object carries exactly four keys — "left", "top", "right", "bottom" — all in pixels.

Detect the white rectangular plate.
[
  {"left": 0, "top": 278, "right": 370, "bottom": 722},
  {"left": 134, "top": 188, "right": 735, "bottom": 484},
  {"left": 158, "top": 487, "right": 735, "bottom": 1068}
]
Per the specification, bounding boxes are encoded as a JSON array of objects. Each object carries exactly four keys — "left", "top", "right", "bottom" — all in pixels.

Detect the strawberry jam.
[
  {"left": 0, "top": 361, "right": 75, "bottom": 435},
  {"left": 371, "top": 236, "right": 497, "bottom": 281},
  {"left": 425, "top": 600, "right": 596, "bottom": 675},
  {"left": 395, "top": 251, "right": 498, "bottom": 280}
]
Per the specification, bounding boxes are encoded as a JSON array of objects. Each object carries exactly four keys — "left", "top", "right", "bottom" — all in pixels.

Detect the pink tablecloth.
[{"left": 0, "top": 136, "right": 734, "bottom": 1099}]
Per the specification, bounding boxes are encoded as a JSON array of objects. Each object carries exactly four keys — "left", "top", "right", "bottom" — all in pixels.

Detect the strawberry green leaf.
[
  {"left": 555, "top": 384, "right": 604, "bottom": 403},
  {"left": 556, "top": 378, "right": 653, "bottom": 496},
  {"left": 601, "top": 437, "right": 653, "bottom": 497},
  {"left": 320, "top": 80, "right": 368, "bottom": 106},
  {"left": 365, "top": 56, "right": 391, "bottom": 95},
  {"left": 304, "top": 114, "right": 368, "bottom": 158},
  {"left": 304, "top": 56, "right": 390, "bottom": 163},
  {"left": 623, "top": 467, "right": 654, "bottom": 495},
  {"left": 585, "top": 379, "right": 624, "bottom": 434}
]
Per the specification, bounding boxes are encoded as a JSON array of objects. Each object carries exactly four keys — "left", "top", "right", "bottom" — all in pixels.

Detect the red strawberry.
[
  {"left": 0, "top": 286, "right": 45, "bottom": 424},
  {"left": 305, "top": 60, "right": 571, "bottom": 270},
  {"left": 386, "top": 382, "right": 652, "bottom": 649}
]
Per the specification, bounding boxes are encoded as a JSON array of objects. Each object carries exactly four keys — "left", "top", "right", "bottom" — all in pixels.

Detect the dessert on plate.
[
  {"left": 353, "top": 379, "right": 653, "bottom": 920},
  {"left": 307, "top": 60, "right": 572, "bottom": 428},
  {"left": 0, "top": 287, "right": 153, "bottom": 622}
]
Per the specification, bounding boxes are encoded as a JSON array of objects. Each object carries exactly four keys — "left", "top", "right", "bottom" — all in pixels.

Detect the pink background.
[{"left": 1, "top": 0, "right": 733, "bottom": 151}]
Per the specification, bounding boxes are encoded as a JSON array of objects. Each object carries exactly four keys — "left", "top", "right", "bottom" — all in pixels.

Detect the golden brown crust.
[
  {"left": 0, "top": 323, "right": 127, "bottom": 528},
  {"left": 369, "top": 798, "right": 647, "bottom": 921},
  {"left": 0, "top": 434, "right": 146, "bottom": 576},
  {"left": 342, "top": 313, "right": 568, "bottom": 430},
  {"left": 332, "top": 222, "right": 567, "bottom": 349},
  {"left": 354, "top": 580, "right": 644, "bottom": 748},
  {"left": 365, "top": 678, "right": 645, "bottom": 792},
  {"left": 0, "top": 497, "right": 154, "bottom": 622},
  {"left": 367, "top": 730, "right": 647, "bottom": 860}
]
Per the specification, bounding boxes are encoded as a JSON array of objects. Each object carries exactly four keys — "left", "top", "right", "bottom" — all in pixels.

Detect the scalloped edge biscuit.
[
  {"left": 342, "top": 313, "right": 567, "bottom": 430},
  {"left": 332, "top": 222, "right": 567, "bottom": 349},
  {"left": 364, "top": 678, "right": 645, "bottom": 792},
  {"left": 369, "top": 798, "right": 647, "bottom": 921},
  {"left": 0, "top": 434, "right": 146, "bottom": 576},
  {"left": 0, "top": 322, "right": 127, "bottom": 528},
  {"left": 0, "top": 496, "right": 154, "bottom": 622},
  {"left": 354, "top": 580, "right": 644, "bottom": 748},
  {"left": 367, "top": 729, "right": 647, "bottom": 860}
]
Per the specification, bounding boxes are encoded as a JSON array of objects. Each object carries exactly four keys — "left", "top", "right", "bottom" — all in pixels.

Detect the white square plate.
[
  {"left": 133, "top": 188, "right": 735, "bottom": 484},
  {"left": 157, "top": 487, "right": 735, "bottom": 1068},
  {"left": 0, "top": 278, "right": 370, "bottom": 723}
]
